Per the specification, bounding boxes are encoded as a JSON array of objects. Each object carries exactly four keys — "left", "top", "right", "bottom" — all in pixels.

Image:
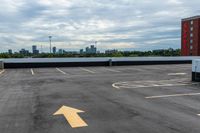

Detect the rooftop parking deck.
[{"left": 0, "top": 64, "right": 200, "bottom": 133}]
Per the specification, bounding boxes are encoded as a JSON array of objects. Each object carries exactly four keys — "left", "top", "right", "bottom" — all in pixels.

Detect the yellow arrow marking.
[{"left": 53, "top": 106, "right": 88, "bottom": 128}]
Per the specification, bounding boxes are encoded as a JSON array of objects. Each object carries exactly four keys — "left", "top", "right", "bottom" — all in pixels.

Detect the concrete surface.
[
  {"left": 0, "top": 64, "right": 200, "bottom": 133},
  {"left": 2, "top": 57, "right": 200, "bottom": 63},
  {"left": 192, "top": 59, "right": 200, "bottom": 81},
  {"left": 3, "top": 57, "right": 200, "bottom": 68},
  {"left": 192, "top": 59, "right": 200, "bottom": 73},
  {"left": 0, "top": 61, "right": 4, "bottom": 69}
]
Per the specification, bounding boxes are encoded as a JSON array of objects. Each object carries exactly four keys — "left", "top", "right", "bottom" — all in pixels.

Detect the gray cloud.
[{"left": 0, "top": 0, "right": 199, "bottom": 52}]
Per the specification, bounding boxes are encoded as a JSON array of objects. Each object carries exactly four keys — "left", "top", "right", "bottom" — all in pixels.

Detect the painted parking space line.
[
  {"left": 172, "top": 65, "right": 192, "bottom": 68},
  {"left": 31, "top": 69, "right": 35, "bottom": 75},
  {"left": 145, "top": 93, "right": 200, "bottom": 99},
  {"left": 79, "top": 67, "right": 95, "bottom": 74},
  {"left": 112, "top": 78, "right": 196, "bottom": 89},
  {"left": 114, "top": 83, "right": 193, "bottom": 89},
  {"left": 56, "top": 68, "right": 67, "bottom": 75},
  {"left": 0, "top": 69, "right": 5, "bottom": 75},
  {"left": 112, "top": 83, "right": 120, "bottom": 89},
  {"left": 168, "top": 73, "right": 187, "bottom": 76},
  {"left": 103, "top": 68, "right": 121, "bottom": 73}
]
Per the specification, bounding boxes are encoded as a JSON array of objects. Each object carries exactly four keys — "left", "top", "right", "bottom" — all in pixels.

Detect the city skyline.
[
  {"left": 0, "top": 0, "right": 199, "bottom": 52},
  {"left": 4, "top": 44, "right": 100, "bottom": 54}
]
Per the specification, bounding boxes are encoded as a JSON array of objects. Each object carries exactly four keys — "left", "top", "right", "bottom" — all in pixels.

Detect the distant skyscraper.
[
  {"left": 8, "top": 49, "right": 12, "bottom": 54},
  {"left": 80, "top": 49, "right": 84, "bottom": 54},
  {"left": 85, "top": 47, "right": 90, "bottom": 53},
  {"left": 53, "top": 47, "right": 56, "bottom": 54},
  {"left": 85, "top": 45, "right": 97, "bottom": 54},
  {"left": 49, "top": 36, "right": 52, "bottom": 53},
  {"left": 90, "top": 45, "right": 97, "bottom": 54},
  {"left": 58, "top": 49, "right": 64, "bottom": 54},
  {"left": 19, "top": 49, "right": 29, "bottom": 55},
  {"left": 32, "top": 45, "right": 36, "bottom": 52},
  {"left": 32, "top": 45, "right": 39, "bottom": 54}
]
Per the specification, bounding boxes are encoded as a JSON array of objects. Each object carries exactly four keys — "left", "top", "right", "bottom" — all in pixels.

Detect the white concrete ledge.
[
  {"left": 0, "top": 61, "right": 4, "bottom": 69},
  {"left": 1, "top": 57, "right": 200, "bottom": 68},
  {"left": 192, "top": 59, "right": 200, "bottom": 72},
  {"left": 192, "top": 59, "right": 200, "bottom": 82},
  {"left": 1, "top": 56, "right": 200, "bottom": 63}
]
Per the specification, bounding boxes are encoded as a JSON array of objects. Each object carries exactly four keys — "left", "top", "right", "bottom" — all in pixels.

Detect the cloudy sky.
[{"left": 0, "top": 0, "right": 199, "bottom": 52}]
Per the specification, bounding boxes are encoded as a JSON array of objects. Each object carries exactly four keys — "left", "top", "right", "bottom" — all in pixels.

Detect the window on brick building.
[{"left": 190, "top": 45, "right": 193, "bottom": 50}]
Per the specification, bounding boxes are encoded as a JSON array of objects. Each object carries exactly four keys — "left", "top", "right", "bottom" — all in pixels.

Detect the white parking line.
[
  {"left": 112, "top": 83, "right": 120, "bottom": 89},
  {"left": 56, "top": 68, "right": 67, "bottom": 75},
  {"left": 197, "top": 114, "right": 200, "bottom": 116},
  {"left": 0, "top": 69, "right": 5, "bottom": 75},
  {"left": 145, "top": 93, "right": 200, "bottom": 99},
  {"left": 103, "top": 68, "right": 121, "bottom": 73},
  {"left": 117, "top": 83, "right": 191, "bottom": 88},
  {"left": 112, "top": 78, "right": 196, "bottom": 89},
  {"left": 168, "top": 73, "right": 187, "bottom": 76},
  {"left": 31, "top": 69, "right": 35, "bottom": 75},
  {"left": 79, "top": 67, "right": 95, "bottom": 74}
]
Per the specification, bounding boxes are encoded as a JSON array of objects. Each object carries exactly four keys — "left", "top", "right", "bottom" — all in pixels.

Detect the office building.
[
  {"left": 105, "top": 49, "right": 118, "bottom": 54},
  {"left": 85, "top": 45, "right": 97, "bottom": 54},
  {"left": 19, "top": 49, "right": 29, "bottom": 55},
  {"left": 85, "top": 47, "right": 89, "bottom": 53},
  {"left": 64, "top": 51, "right": 78, "bottom": 54},
  {"left": 58, "top": 49, "right": 64, "bottom": 54},
  {"left": 91, "top": 45, "right": 97, "bottom": 54},
  {"left": 53, "top": 47, "right": 56, "bottom": 54},
  {"left": 181, "top": 16, "right": 200, "bottom": 56},
  {"left": 32, "top": 45, "right": 39, "bottom": 54},
  {"left": 8, "top": 49, "right": 12, "bottom": 54},
  {"left": 80, "top": 49, "right": 84, "bottom": 54}
]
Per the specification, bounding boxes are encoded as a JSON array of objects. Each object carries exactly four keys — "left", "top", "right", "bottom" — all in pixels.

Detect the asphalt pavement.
[{"left": 0, "top": 64, "right": 200, "bottom": 133}]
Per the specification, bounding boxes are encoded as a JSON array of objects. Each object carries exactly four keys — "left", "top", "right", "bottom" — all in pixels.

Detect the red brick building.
[{"left": 181, "top": 16, "right": 200, "bottom": 56}]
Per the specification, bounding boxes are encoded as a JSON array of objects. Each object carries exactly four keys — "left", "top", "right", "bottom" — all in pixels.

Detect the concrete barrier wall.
[
  {"left": 4, "top": 60, "right": 192, "bottom": 68},
  {"left": 192, "top": 59, "right": 200, "bottom": 82},
  {"left": 2, "top": 57, "right": 200, "bottom": 68},
  {"left": 2, "top": 56, "right": 200, "bottom": 63},
  {"left": 0, "top": 61, "right": 4, "bottom": 69},
  {"left": 4, "top": 61, "right": 109, "bottom": 68}
]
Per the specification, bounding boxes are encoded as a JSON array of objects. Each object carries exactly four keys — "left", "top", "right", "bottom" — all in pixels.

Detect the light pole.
[{"left": 49, "top": 36, "right": 52, "bottom": 53}]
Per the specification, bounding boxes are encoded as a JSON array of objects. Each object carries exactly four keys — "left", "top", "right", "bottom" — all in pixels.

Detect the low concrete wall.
[
  {"left": 4, "top": 60, "right": 192, "bottom": 68},
  {"left": 4, "top": 61, "right": 109, "bottom": 68},
  {"left": 0, "top": 61, "right": 4, "bottom": 69},
  {"left": 2, "top": 57, "right": 200, "bottom": 68},
  {"left": 192, "top": 59, "right": 200, "bottom": 82}
]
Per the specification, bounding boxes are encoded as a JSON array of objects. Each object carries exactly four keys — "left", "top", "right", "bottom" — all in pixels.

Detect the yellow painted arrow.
[{"left": 53, "top": 106, "right": 88, "bottom": 128}]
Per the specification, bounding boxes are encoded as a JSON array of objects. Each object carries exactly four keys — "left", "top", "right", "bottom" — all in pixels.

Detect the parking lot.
[{"left": 0, "top": 64, "right": 200, "bottom": 133}]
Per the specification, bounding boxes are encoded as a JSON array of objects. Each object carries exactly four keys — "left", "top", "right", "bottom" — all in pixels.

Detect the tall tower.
[
  {"left": 49, "top": 36, "right": 52, "bottom": 53},
  {"left": 181, "top": 16, "right": 200, "bottom": 56}
]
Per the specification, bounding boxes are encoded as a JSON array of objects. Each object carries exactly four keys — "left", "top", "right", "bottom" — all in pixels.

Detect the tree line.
[{"left": 0, "top": 48, "right": 181, "bottom": 58}]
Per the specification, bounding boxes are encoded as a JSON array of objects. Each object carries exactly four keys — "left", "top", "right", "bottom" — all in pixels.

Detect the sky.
[{"left": 0, "top": 0, "right": 199, "bottom": 52}]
